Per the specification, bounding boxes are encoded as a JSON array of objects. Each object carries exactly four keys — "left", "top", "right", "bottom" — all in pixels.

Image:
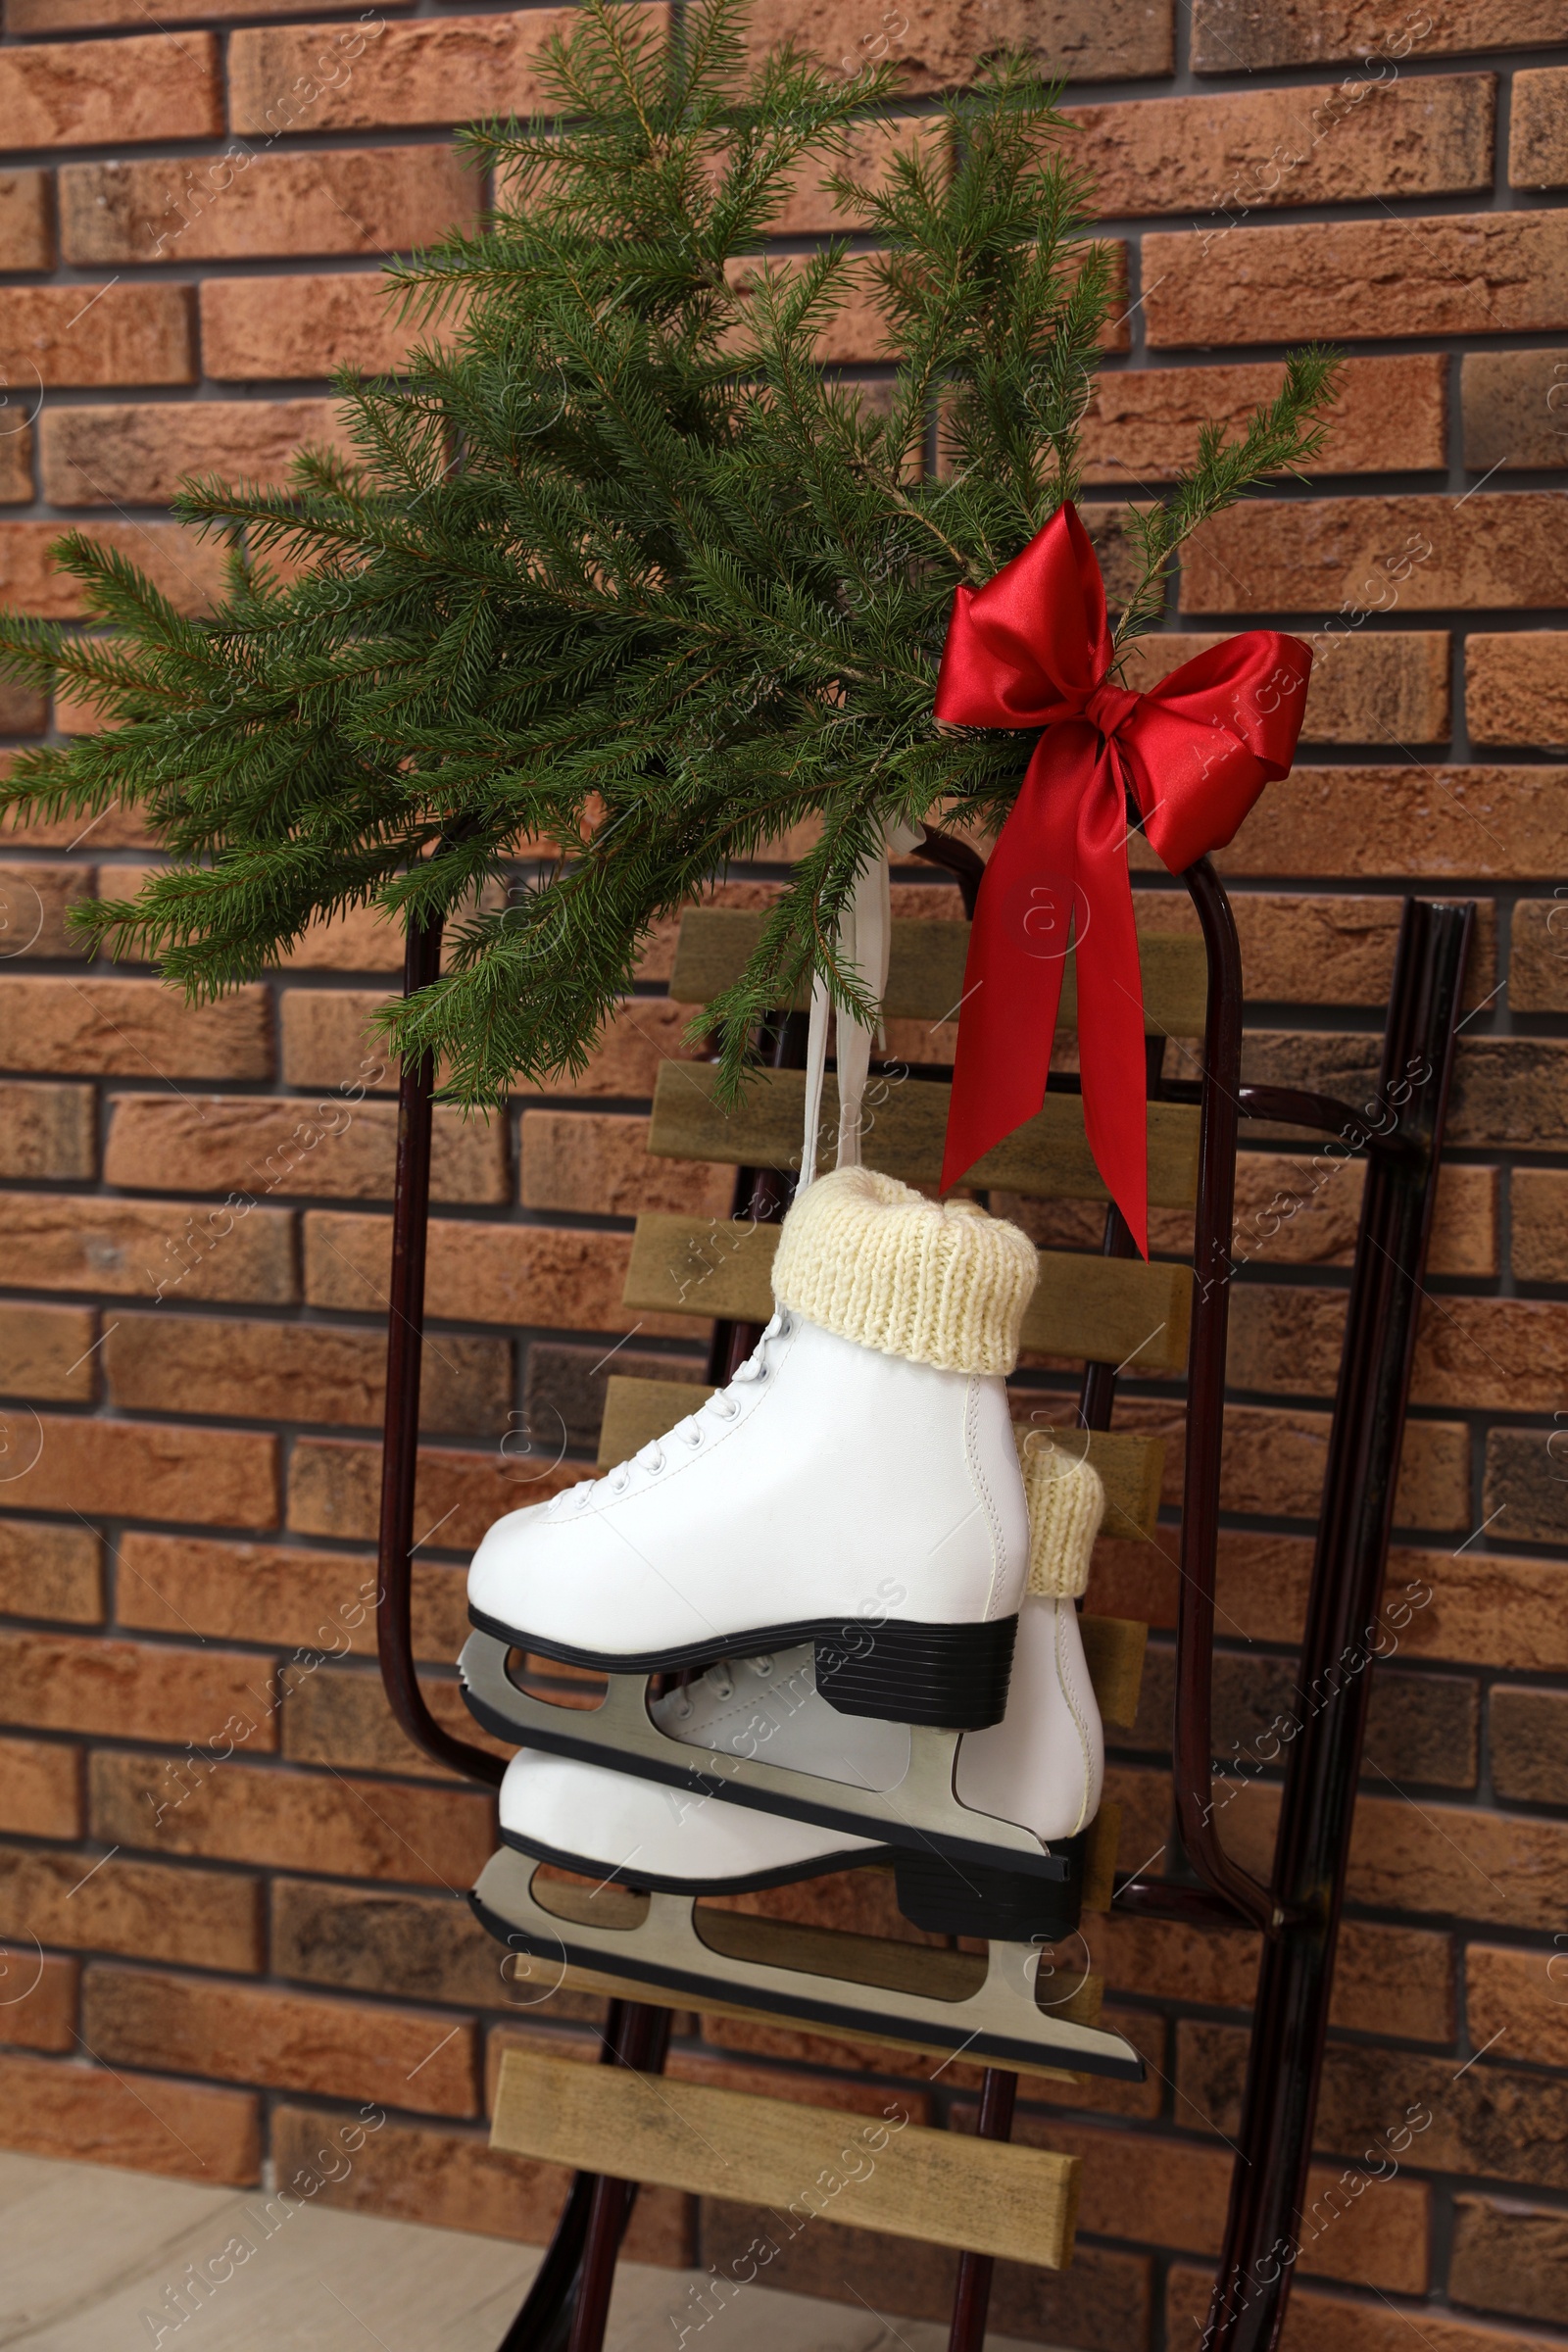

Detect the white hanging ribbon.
[{"left": 799, "top": 821, "right": 923, "bottom": 1190}]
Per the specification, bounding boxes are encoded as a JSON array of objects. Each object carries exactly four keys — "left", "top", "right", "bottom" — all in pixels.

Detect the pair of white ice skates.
[{"left": 462, "top": 1167, "right": 1110, "bottom": 1948}]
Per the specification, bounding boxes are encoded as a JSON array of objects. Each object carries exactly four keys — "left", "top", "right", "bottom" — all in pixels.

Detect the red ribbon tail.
[
  {"left": 1074, "top": 780, "right": 1150, "bottom": 1256},
  {"left": 941, "top": 749, "right": 1073, "bottom": 1194}
]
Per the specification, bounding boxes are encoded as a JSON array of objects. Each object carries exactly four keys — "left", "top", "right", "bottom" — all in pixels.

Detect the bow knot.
[
  {"left": 1082, "top": 678, "right": 1141, "bottom": 745},
  {"left": 933, "top": 503, "right": 1312, "bottom": 1254}
]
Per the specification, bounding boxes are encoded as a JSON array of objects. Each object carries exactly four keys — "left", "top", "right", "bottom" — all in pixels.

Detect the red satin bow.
[{"left": 936, "top": 502, "right": 1310, "bottom": 1255}]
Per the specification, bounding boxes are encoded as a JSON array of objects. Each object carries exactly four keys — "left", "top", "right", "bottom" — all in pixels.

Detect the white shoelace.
[
  {"left": 799, "top": 821, "right": 922, "bottom": 1192},
  {"left": 549, "top": 1311, "right": 794, "bottom": 1514}
]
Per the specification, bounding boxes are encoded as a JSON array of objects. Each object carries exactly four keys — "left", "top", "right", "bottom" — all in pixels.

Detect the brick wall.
[{"left": 1, "top": 3, "right": 1566, "bottom": 2344}]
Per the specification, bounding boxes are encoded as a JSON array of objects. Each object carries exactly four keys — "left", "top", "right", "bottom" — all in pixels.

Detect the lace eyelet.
[
  {"left": 753, "top": 1655, "right": 774, "bottom": 1678},
  {"left": 711, "top": 1678, "right": 733, "bottom": 1701}
]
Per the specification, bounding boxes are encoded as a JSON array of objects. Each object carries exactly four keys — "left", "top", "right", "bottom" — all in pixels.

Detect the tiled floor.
[{"left": 0, "top": 2149, "right": 1037, "bottom": 2351}]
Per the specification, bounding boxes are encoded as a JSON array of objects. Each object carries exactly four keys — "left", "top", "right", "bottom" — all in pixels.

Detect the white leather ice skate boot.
[
  {"left": 468, "top": 1166, "right": 1040, "bottom": 1729},
  {"left": 494, "top": 1438, "right": 1107, "bottom": 1942}
]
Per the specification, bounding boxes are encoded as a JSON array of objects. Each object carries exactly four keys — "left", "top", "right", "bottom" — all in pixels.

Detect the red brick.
[
  {"left": 1008, "top": 2112, "right": 1427, "bottom": 2292},
  {"left": 13, "top": 0, "right": 367, "bottom": 23},
  {"left": 117, "top": 1532, "right": 465, "bottom": 1663},
  {"left": 59, "top": 145, "right": 481, "bottom": 267},
  {"left": 287, "top": 1434, "right": 586, "bottom": 1548},
  {"left": 0, "top": 860, "right": 93, "bottom": 956},
  {"left": 1465, "top": 1944, "right": 1568, "bottom": 2074},
  {"left": 1073, "top": 75, "right": 1490, "bottom": 218},
  {"left": 1191, "top": 0, "right": 1562, "bottom": 69},
  {"left": 0, "top": 1414, "right": 277, "bottom": 1530},
  {"left": 1090, "top": 1526, "right": 1568, "bottom": 1678},
  {"left": 1179, "top": 2024, "right": 1568, "bottom": 2195},
  {"left": 0, "top": 675, "right": 46, "bottom": 729},
  {"left": 230, "top": 9, "right": 590, "bottom": 134},
  {"left": 40, "top": 399, "right": 355, "bottom": 507},
  {"left": 1224, "top": 1281, "right": 1568, "bottom": 1412},
  {"left": 104, "top": 1312, "right": 510, "bottom": 1437},
  {"left": 1187, "top": 766, "right": 1568, "bottom": 882},
  {"left": 1169, "top": 2267, "right": 1562, "bottom": 2352},
  {"left": 281, "top": 1660, "right": 507, "bottom": 1781},
  {"left": 0, "top": 1303, "right": 98, "bottom": 1403},
  {"left": 0, "top": 1734, "right": 79, "bottom": 1838},
  {"left": 275, "top": 902, "right": 407, "bottom": 972},
  {"left": 276, "top": 988, "right": 397, "bottom": 1090},
  {"left": 1513, "top": 1166, "right": 1568, "bottom": 1268},
  {"left": 83, "top": 1964, "right": 477, "bottom": 2115},
  {"left": 1146, "top": 212, "right": 1568, "bottom": 348},
  {"left": 0, "top": 519, "right": 223, "bottom": 620},
  {"left": 519, "top": 1110, "right": 732, "bottom": 1218},
  {"left": 1482, "top": 1432, "right": 1568, "bottom": 1551},
  {"left": 1466, "top": 635, "right": 1568, "bottom": 749},
  {"left": 1087, "top": 1908, "right": 1453, "bottom": 2045},
  {"left": 0, "top": 2049, "right": 257, "bottom": 2182},
  {"left": 731, "top": 246, "right": 1126, "bottom": 369},
  {"left": 0, "top": 1193, "right": 294, "bottom": 1304},
  {"left": 769, "top": 119, "right": 944, "bottom": 237},
  {"left": 1086, "top": 357, "right": 1446, "bottom": 487},
  {"left": 0, "top": 33, "right": 220, "bottom": 147},
  {"left": 279, "top": 987, "right": 706, "bottom": 1099},
  {"left": 1461, "top": 359, "right": 1568, "bottom": 475},
  {"left": 0, "top": 800, "right": 159, "bottom": 851},
  {"left": 0, "top": 1519, "right": 102, "bottom": 1625},
  {"left": 1413, "top": 1295, "right": 1568, "bottom": 1414},
  {"left": 0, "top": 284, "right": 195, "bottom": 395},
  {"left": 1450, "top": 2194, "right": 1568, "bottom": 2330},
  {"left": 200, "top": 272, "right": 435, "bottom": 382},
  {"left": 1087, "top": 1392, "right": 1470, "bottom": 1527},
  {"left": 746, "top": 0, "right": 1174, "bottom": 90},
  {"left": 1131, "top": 887, "right": 1482, "bottom": 1018},
  {"left": 1509, "top": 68, "right": 1568, "bottom": 190},
  {"left": 0, "top": 1953, "right": 76, "bottom": 2053},
  {"left": 0, "top": 171, "right": 51, "bottom": 272},
  {"left": 90, "top": 1750, "right": 496, "bottom": 1886},
  {"left": 1342, "top": 1796, "right": 1568, "bottom": 1933},
  {"left": 305, "top": 1209, "right": 696, "bottom": 1341},
  {"left": 0, "top": 1839, "right": 260, "bottom": 1971},
  {"left": 1185, "top": 493, "right": 1568, "bottom": 616},
  {"left": 0, "top": 1629, "right": 277, "bottom": 1749},
  {"left": 270, "top": 1876, "right": 583, "bottom": 2014},
  {"left": 270, "top": 2098, "right": 696, "bottom": 2263},
  {"left": 105, "top": 1093, "right": 507, "bottom": 1204},
  {"left": 0, "top": 976, "right": 270, "bottom": 1079}
]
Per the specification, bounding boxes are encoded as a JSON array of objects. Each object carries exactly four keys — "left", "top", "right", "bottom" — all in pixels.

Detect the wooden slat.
[
  {"left": 491, "top": 2049, "right": 1082, "bottom": 2266},
  {"left": 603, "top": 1377, "right": 1167, "bottom": 1541},
  {"left": 1080, "top": 1801, "right": 1122, "bottom": 1916},
  {"left": 623, "top": 1214, "right": 1193, "bottom": 1375},
  {"left": 670, "top": 908, "right": 1207, "bottom": 1037},
  {"left": 1079, "top": 1616, "right": 1149, "bottom": 1732},
  {"left": 648, "top": 1061, "right": 1202, "bottom": 1210}
]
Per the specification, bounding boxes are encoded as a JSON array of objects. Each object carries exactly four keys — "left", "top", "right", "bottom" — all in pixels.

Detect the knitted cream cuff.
[
  {"left": 771, "top": 1166, "right": 1038, "bottom": 1376},
  {"left": 1017, "top": 1438, "right": 1106, "bottom": 1598}
]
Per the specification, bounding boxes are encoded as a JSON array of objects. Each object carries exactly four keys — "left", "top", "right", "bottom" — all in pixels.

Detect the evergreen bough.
[{"left": 0, "top": 0, "right": 1340, "bottom": 1105}]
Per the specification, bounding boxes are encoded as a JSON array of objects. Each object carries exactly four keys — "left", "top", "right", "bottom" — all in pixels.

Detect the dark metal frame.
[{"left": 375, "top": 859, "right": 1471, "bottom": 2352}]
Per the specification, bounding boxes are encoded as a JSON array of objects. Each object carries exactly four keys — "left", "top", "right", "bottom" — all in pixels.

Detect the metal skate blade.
[
  {"left": 460, "top": 1629, "right": 1072, "bottom": 1885},
  {"left": 470, "top": 1845, "right": 1144, "bottom": 2082}
]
